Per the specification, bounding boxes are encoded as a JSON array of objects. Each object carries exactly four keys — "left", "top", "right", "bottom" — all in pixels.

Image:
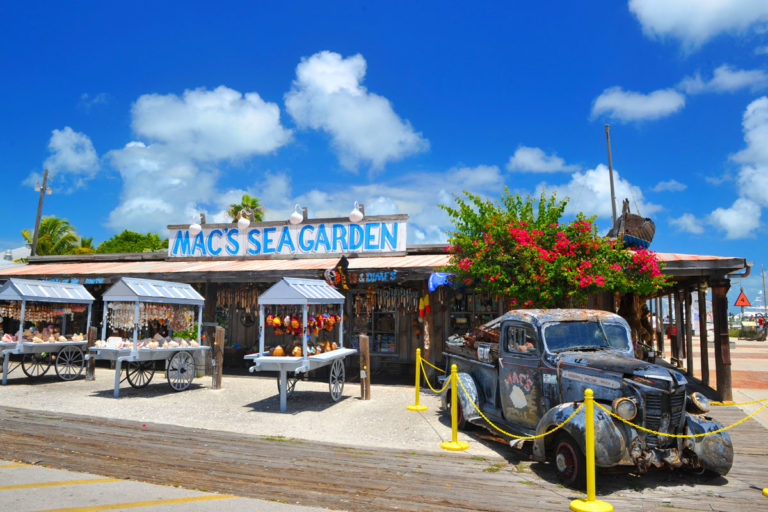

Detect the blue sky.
[{"left": 2, "top": 1, "right": 768, "bottom": 309}]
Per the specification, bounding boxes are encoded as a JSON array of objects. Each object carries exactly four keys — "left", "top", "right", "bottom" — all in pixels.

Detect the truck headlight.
[
  {"left": 687, "top": 392, "right": 710, "bottom": 414},
  {"left": 612, "top": 397, "right": 638, "bottom": 421}
]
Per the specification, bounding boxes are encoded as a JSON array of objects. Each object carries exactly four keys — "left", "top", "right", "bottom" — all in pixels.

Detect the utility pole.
[
  {"left": 605, "top": 124, "right": 618, "bottom": 226},
  {"left": 30, "top": 168, "right": 51, "bottom": 257}
]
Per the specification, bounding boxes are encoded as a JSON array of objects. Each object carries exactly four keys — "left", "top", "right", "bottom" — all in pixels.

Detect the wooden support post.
[
  {"left": 685, "top": 288, "right": 694, "bottom": 376},
  {"left": 212, "top": 326, "right": 224, "bottom": 390},
  {"left": 359, "top": 334, "right": 370, "bottom": 400},
  {"left": 698, "top": 282, "right": 710, "bottom": 386},
  {"left": 711, "top": 279, "right": 732, "bottom": 401},
  {"left": 202, "top": 282, "right": 218, "bottom": 377},
  {"left": 674, "top": 291, "right": 684, "bottom": 366},
  {"left": 656, "top": 296, "right": 663, "bottom": 354},
  {"left": 85, "top": 326, "right": 97, "bottom": 381}
]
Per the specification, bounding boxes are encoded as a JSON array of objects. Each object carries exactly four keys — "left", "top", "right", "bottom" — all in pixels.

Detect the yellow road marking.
[
  {"left": 0, "top": 478, "right": 121, "bottom": 491},
  {"left": 33, "top": 494, "right": 238, "bottom": 512},
  {"left": 0, "top": 463, "right": 31, "bottom": 468}
]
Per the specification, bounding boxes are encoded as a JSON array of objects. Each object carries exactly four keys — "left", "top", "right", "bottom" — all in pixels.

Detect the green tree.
[
  {"left": 440, "top": 189, "right": 669, "bottom": 308},
  {"left": 96, "top": 230, "right": 168, "bottom": 254},
  {"left": 21, "top": 216, "right": 79, "bottom": 256},
  {"left": 71, "top": 236, "right": 96, "bottom": 255},
  {"left": 227, "top": 193, "right": 264, "bottom": 222}
]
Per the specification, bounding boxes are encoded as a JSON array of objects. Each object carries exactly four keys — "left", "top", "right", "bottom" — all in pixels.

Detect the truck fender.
[
  {"left": 683, "top": 413, "right": 733, "bottom": 476},
  {"left": 441, "top": 372, "right": 482, "bottom": 423},
  {"left": 532, "top": 402, "right": 627, "bottom": 467}
]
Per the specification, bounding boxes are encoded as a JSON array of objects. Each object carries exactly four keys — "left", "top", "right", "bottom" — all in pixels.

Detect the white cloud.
[
  {"left": 251, "top": 164, "right": 504, "bottom": 244},
  {"left": 652, "top": 179, "right": 687, "bottom": 192},
  {"left": 702, "top": 96, "right": 768, "bottom": 239},
  {"left": 506, "top": 146, "right": 579, "bottom": 173},
  {"left": 79, "top": 92, "right": 109, "bottom": 110},
  {"left": 680, "top": 65, "right": 768, "bottom": 94},
  {"left": 285, "top": 51, "right": 428, "bottom": 171},
  {"left": 132, "top": 85, "right": 291, "bottom": 161},
  {"left": 106, "top": 142, "right": 218, "bottom": 232},
  {"left": 708, "top": 198, "right": 761, "bottom": 239},
  {"left": 591, "top": 86, "right": 685, "bottom": 122},
  {"left": 670, "top": 213, "right": 704, "bottom": 234},
  {"left": 535, "top": 164, "right": 662, "bottom": 226},
  {"left": 628, "top": 0, "right": 768, "bottom": 49},
  {"left": 23, "top": 127, "right": 99, "bottom": 193},
  {"left": 106, "top": 85, "right": 292, "bottom": 233}
]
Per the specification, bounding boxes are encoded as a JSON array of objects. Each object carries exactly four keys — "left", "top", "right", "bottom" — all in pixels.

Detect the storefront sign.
[
  {"left": 168, "top": 218, "right": 407, "bottom": 258},
  {"left": 325, "top": 256, "right": 399, "bottom": 288}
]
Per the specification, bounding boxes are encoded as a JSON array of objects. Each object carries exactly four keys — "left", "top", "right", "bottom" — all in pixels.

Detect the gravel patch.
[{"left": 0, "top": 368, "right": 503, "bottom": 458}]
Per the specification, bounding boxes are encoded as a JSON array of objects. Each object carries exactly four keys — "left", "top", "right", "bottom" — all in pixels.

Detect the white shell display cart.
[
  {"left": 1, "top": 278, "right": 94, "bottom": 385},
  {"left": 88, "top": 277, "right": 208, "bottom": 398},
  {"left": 245, "top": 278, "right": 356, "bottom": 412}
]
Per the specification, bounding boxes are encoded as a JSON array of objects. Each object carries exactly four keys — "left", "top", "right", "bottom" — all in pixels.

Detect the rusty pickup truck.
[{"left": 441, "top": 309, "right": 733, "bottom": 486}]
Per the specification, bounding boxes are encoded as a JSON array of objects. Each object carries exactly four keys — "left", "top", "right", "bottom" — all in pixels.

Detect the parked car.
[{"left": 441, "top": 309, "right": 733, "bottom": 486}]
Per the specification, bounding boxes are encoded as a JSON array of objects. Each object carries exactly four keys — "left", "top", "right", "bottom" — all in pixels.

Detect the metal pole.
[
  {"left": 604, "top": 125, "right": 618, "bottom": 226},
  {"left": 762, "top": 265, "right": 767, "bottom": 318},
  {"left": 30, "top": 169, "right": 49, "bottom": 257},
  {"left": 407, "top": 348, "right": 428, "bottom": 411}
]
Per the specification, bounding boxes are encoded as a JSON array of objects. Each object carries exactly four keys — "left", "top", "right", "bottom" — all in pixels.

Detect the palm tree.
[
  {"left": 227, "top": 193, "right": 264, "bottom": 223},
  {"left": 21, "top": 216, "right": 79, "bottom": 256},
  {"left": 72, "top": 236, "right": 96, "bottom": 255}
]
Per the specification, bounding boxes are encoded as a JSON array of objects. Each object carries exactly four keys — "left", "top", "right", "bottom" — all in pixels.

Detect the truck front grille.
[{"left": 643, "top": 388, "right": 686, "bottom": 448}]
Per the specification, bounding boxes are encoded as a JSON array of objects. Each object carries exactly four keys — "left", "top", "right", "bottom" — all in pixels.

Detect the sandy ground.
[{"left": 0, "top": 367, "right": 504, "bottom": 459}]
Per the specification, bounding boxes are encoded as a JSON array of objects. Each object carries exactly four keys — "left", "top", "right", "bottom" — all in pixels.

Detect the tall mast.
[{"left": 605, "top": 125, "right": 618, "bottom": 226}]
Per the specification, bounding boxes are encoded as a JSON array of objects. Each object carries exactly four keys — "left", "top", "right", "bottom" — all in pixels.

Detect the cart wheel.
[
  {"left": 54, "top": 346, "right": 84, "bottom": 381},
  {"left": 22, "top": 353, "right": 52, "bottom": 379},
  {"left": 126, "top": 361, "right": 155, "bottom": 388},
  {"left": 329, "top": 359, "right": 345, "bottom": 402},
  {"left": 167, "top": 351, "right": 195, "bottom": 391},
  {"left": 277, "top": 375, "right": 299, "bottom": 399}
]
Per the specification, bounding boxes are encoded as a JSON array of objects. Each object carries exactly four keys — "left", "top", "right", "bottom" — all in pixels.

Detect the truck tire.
[
  {"left": 552, "top": 432, "right": 586, "bottom": 489},
  {"left": 444, "top": 389, "right": 468, "bottom": 430}
]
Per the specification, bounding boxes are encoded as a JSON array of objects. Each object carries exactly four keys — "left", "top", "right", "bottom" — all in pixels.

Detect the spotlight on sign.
[
  {"left": 349, "top": 201, "right": 364, "bottom": 223},
  {"left": 289, "top": 204, "right": 304, "bottom": 225},
  {"left": 189, "top": 222, "right": 202, "bottom": 236},
  {"left": 237, "top": 213, "right": 251, "bottom": 230}
]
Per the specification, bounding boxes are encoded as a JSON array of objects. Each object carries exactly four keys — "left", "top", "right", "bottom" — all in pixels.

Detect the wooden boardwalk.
[{"left": 0, "top": 405, "right": 765, "bottom": 511}]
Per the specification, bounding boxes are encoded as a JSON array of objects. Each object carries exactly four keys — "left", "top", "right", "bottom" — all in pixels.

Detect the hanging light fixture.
[
  {"left": 189, "top": 222, "right": 202, "bottom": 236},
  {"left": 289, "top": 204, "right": 304, "bottom": 225},
  {"left": 349, "top": 201, "right": 364, "bottom": 223},
  {"left": 237, "top": 211, "right": 251, "bottom": 230}
]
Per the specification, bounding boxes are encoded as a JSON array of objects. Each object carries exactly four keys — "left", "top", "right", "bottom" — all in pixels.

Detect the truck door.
[{"left": 499, "top": 322, "right": 542, "bottom": 428}]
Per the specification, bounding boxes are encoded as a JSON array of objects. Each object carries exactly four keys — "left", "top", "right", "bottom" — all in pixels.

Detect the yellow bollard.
[
  {"left": 441, "top": 364, "right": 469, "bottom": 451},
  {"left": 407, "top": 348, "right": 428, "bottom": 411},
  {"left": 570, "top": 388, "right": 613, "bottom": 512}
]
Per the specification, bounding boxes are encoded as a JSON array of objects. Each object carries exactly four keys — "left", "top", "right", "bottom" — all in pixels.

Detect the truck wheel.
[{"left": 552, "top": 433, "right": 586, "bottom": 488}]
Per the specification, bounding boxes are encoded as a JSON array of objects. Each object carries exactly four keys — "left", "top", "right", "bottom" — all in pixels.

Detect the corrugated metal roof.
[
  {"left": 103, "top": 277, "right": 204, "bottom": 305},
  {"left": 259, "top": 278, "right": 345, "bottom": 305},
  {"left": 0, "top": 254, "right": 451, "bottom": 278},
  {"left": 0, "top": 278, "right": 94, "bottom": 303}
]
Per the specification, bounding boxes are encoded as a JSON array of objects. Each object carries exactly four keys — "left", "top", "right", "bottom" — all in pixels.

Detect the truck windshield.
[{"left": 543, "top": 321, "right": 631, "bottom": 353}]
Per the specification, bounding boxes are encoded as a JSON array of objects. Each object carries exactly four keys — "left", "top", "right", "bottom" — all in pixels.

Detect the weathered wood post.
[
  {"left": 674, "top": 290, "right": 684, "bottom": 367},
  {"left": 698, "top": 282, "right": 710, "bottom": 386},
  {"left": 656, "top": 296, "right": 664, "bottom": 354},
  {"left": 202, "top": 282, "right": 218, "bottom": 377},
  {"left": 711, "top": 279, "right": 733, "bottom": 401},
  {"left": 212, "top": 326, "right": 224, "bottom": 390},
  {"left": 359, "top": 334, "right": 370, "bottom": 400},
  {"left": 85, "top": 325, "right": 97, "bottom": 381}
]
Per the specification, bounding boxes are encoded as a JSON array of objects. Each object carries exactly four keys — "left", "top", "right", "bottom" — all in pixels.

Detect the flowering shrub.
[{"left": 440, "top": 190, "right": 669, "bottom": 307}]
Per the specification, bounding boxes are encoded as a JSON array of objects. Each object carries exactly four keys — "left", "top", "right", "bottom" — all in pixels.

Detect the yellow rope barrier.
[
  {"left": 594, "top": 400, "right": 768, "bottom": 438},
  {"left": 421, "top": 358, "right": 446, "bottom": 373},
  {"left": 711, "top": 397, "right": 768, "bottom": 406},
  {"left": 420, "top": 359, "right": 450, "bottom": 394},
  {"left": 457, "top": 377, "right": 584, "bottom": 439}
]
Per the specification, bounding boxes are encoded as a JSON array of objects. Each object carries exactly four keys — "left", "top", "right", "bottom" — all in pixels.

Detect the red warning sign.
[{"left": 734, "top": 290, "right": 751, "bottom": 307}]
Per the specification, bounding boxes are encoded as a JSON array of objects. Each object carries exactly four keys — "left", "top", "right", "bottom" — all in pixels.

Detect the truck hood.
[{"left": 557, "top": 351, "right": 681, "bottom": 383}]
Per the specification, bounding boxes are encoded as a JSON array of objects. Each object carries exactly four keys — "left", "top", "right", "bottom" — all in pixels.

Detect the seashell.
[
  {"left": 272, "top": 345, "right": 284, "bottom": 357},
  {"left": 168, "top": 341, "right": 180, "bottom": 348},
  {"left": 190, "top": 340, "right": 199, "bottom": 347},
  {"left": 291, "top": 346, "right": 302, "bottom": 357},
  {"left": 331, "top": 342, "right": 338, "bottom": 350}
]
